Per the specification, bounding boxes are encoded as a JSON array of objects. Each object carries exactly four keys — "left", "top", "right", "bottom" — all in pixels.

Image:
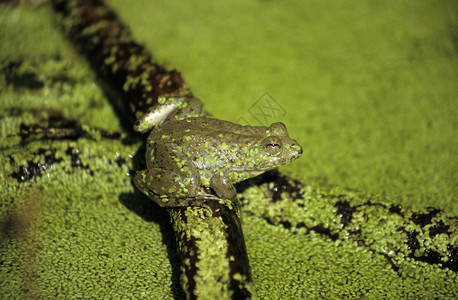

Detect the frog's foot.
[
  {"left": 133, "top": 97, "right": 203, "bottom": 133},
  {"left": 155, "top": 194, "right": 239, "bottom": 209},
  {"left": 161, "top": 193, "right": 241, "bottom": 209},
  {"left": 194, "top": 192, "right": 241, "bottom": 209},
  {"left": 163, "top": 97, "right": 203, "bottom": 123}
]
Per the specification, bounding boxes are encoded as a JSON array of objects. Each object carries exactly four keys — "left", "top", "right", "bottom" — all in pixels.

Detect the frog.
[{"left": 133, "top": 98, "right": 302, "bottom": 207}]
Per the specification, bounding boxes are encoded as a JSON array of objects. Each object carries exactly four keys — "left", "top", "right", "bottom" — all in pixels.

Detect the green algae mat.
[{"left": 1, "top": 0, "right": 457, "bottom": 299}]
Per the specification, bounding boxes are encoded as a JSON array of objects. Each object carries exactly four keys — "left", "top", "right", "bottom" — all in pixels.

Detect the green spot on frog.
[
  {"left": 220, "top": 142, "right": 228, "bottom": 151},
  {"left": 158, "top": 96, "right": 166, "bottom": 104}
]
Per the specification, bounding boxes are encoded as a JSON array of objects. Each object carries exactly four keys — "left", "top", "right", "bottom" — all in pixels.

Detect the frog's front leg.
[
  {"left": 210, "top": 172, "right": 237, "bottom": 201},
  {"left": 134, "top": 143, "right": 201, "bottom": 207}
]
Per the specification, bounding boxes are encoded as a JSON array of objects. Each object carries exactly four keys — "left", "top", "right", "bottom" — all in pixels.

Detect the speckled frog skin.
[{"left": 134, "top": 117, "right": 302, "bottom": 207}]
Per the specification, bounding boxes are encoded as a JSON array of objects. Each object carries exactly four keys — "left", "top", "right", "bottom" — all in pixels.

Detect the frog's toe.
[{"left": 191, "top": 192, "right": 219, "bottom": 201}]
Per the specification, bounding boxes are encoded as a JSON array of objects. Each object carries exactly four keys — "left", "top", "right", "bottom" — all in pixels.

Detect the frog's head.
[{"left": 253, "top": 122, "right": 302, "bottom": 170}]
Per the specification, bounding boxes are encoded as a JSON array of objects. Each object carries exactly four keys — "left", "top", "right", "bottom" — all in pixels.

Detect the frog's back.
[{"left": 150, "top": 117, "right": 266, "bottom": 143}]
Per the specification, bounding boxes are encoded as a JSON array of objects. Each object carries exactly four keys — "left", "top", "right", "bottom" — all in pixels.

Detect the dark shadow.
[
  {"left": 118, "top": 145, "right": 185, "bottom": 299},
  {"left": 96, "top": 78, "right": 140, "bottom": 139},
  {"left": 236, "top": 168, "right": 282, "bottom": 193}
]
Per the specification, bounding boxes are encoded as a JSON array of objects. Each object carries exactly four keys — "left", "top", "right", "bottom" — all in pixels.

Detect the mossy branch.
[
  {"left": 52, "top": 0, "right": 192, "bottom": 123},
  {"left": 51, "top": 0, "right": 256, "bottom": 298}
]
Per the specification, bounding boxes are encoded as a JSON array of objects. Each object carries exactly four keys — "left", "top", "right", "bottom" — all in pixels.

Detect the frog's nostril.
[{"left": 291, "top": 143, "right": 303, "bottom": 155}]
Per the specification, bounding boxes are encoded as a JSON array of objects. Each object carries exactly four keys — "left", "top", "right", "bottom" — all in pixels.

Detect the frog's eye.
[
  {"left": 268, "top": 122, "right": 288, "bottom": 136},
  {"left": 264, "top": 137, "right": 282, "bottom": 156}
]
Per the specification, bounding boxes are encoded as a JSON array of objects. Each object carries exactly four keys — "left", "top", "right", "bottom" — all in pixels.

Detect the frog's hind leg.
[
  {"left": 134, "top": 168, "right": 198, "bottom": 207},
  {"left": 134, "top": 142, "right": 201, "bottom": 207}
]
